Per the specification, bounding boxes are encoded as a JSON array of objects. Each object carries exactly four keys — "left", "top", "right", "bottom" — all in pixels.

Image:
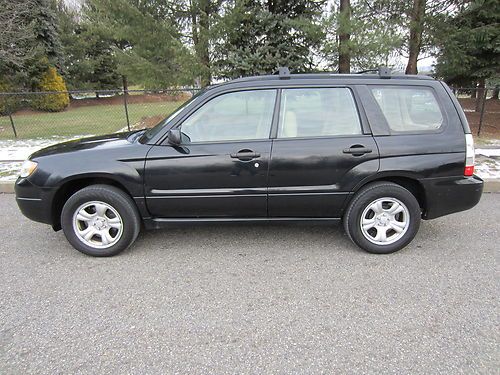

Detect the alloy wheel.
[{"left": 72, "top": 201, "right": 123, "bottom": 249}]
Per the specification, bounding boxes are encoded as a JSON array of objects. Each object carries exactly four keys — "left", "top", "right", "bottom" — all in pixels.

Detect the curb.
[
  {"left": 2, "top": 179, "right": 500, "bottom": 194},
  {"left": 0, "top": 182, "right": 15, "bottom": 194},
  {"left": 484, "top": 179, "right": 500, "bottom": 193}
]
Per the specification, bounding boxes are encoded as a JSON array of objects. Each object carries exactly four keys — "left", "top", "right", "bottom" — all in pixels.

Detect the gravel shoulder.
[{"left": 0, "top": 194, "right": 498, "bottom": 374}]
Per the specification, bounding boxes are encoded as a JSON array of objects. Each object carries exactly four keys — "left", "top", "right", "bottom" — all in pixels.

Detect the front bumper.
[
  {"left": 15, "top": 177, "right": 55, "bottom": 225},
  {"left": 421, "top": 175, "right": 483, "bottom": 220}
]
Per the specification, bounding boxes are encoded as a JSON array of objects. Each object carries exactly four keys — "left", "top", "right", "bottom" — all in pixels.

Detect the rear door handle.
[
  {"left": 230, "top": 150, "right": 260, "bottom": 161},
  {"left": 343, "top": 146, "right": 372, "bottom": 156}
]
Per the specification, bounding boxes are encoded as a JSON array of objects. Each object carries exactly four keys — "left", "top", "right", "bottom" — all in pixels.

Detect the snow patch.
[
  {"left": 475, "top": 152, "right": 500, "bottom": 179},
  {"left": 476, "top": 148, "right": 500, "bottom": 157},
  {"left": 0, "top": 136, "right": 88, "bottom": 161},
  {"left": 0, "top": 136, "right": 90, "bottom": 181},
  {"left": 0, "top": 162, "right": 22, "bottom": 182}
]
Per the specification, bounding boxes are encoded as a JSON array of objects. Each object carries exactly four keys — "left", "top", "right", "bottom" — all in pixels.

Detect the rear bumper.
[
  {"left": 15, "top": 177, "right": 55, "bottom": 225},
  {"left": 421, "top": 175, "right": 483, "bottom": 219}
]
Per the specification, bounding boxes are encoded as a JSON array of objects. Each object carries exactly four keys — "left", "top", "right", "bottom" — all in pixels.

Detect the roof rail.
[
  {"left": 355, "top": 69, "right": 378, "bottom": 74},
  {"left": 378, "top": 66, "right": 391, "bottom": 79},
  {"left": 355, "top": 66, "right": 392, "bottom": 79},
  {"left": 277, "top": 67, "right": 291, "bottom": 79}
]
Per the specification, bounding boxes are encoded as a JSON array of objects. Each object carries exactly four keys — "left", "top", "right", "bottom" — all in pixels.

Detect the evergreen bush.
[{"left": 32, "top": 67, "right": 70, "bottom": 112}]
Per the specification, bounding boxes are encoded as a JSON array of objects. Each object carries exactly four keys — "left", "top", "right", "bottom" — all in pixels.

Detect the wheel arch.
[
  {"left": 349, "top": 174, "right": 426, "bottom": 215},
  {"left": 51, "top": 175, "right": 137, "bottom": 231}
]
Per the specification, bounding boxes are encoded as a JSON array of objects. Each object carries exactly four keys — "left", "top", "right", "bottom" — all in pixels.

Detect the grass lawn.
[{"left": 0, "top": 101, "right": 185, "bottom": 140}]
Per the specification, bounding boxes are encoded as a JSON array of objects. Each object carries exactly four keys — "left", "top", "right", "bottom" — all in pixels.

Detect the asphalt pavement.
[{"left": 0, "top": 193, "right": 498, "bottom": 374}]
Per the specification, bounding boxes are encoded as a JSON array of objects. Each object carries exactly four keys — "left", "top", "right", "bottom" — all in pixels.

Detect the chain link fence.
[
  {"left": 0, "top": 88, "right": 200, "bottom": 140},
  {"left": 0, "top": 86, "right": 498, "bottom": 141},
  {"left": 450, "top": 86, "right": 499, "bottom": 138}
]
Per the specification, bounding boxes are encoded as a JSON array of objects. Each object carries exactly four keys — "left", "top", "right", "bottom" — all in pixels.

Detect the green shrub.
[{"left": 32, "top": 67, "right": 70, "bottom": 112}]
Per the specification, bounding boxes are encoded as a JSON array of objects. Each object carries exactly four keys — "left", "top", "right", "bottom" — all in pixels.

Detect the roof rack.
[
  {"left": 355, "top": 69, "right": 378, "bottom": 74},
  {"left": 355, "top": 66, "right": 392, "bottom": 79},
  {"left": 224, "top": 67, "right": 432, "bottom": 86},
  {"left": 277, "top": 67, "right": 291, "bottom": 79}
]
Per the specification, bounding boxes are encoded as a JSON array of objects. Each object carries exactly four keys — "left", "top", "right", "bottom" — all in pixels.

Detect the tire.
[
  {"left": 343, "top": 182, "right": 421, "bottom": 254},
  {"left": 61, "top": 185, "right": 141, "bottom": 257}
]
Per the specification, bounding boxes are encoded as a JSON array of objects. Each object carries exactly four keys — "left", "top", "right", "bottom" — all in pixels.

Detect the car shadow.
[{"left": 129, "top": 221, "right": 358, "bottom": 257}]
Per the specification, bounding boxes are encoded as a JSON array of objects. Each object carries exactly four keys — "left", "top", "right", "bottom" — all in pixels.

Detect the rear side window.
[
  {"left": 371, "top": 86, "right": 444, "bottom": 132},
  {"left": 278, "top": 88, "right": 362, "bottom": 138}
]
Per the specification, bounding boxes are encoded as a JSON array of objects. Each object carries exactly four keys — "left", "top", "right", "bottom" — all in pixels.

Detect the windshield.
[{"left": 140, "top": 89, "right": 206, "bottom": 142}]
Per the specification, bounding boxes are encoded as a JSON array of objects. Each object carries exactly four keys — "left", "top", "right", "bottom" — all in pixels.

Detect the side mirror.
[{"left": 167, "top": 129, "right": 182, "bottom": 145}]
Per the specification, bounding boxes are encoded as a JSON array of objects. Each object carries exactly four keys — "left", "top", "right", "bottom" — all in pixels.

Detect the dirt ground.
[
  {"left": 130, "top": 114, "right": 166, "bottom": 130},
  {"left": 458, "top": 98, "right": 500, "bottom": 140}
]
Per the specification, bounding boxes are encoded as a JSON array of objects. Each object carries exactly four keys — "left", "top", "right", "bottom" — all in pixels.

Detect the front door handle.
[
  {"left": 343, "top": 145, "right": 372, "bottom": 156},
  {"left": 230, "top": 150, "right": 261, "bottom": 161}
]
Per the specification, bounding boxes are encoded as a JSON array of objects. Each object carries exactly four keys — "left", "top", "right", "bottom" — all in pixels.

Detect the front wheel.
[
  {"left": 343, "top": 182, "right": 421, "bottom": 254},
  {"left": 61, "top": 185, "right": 141, "bottom": 256}
]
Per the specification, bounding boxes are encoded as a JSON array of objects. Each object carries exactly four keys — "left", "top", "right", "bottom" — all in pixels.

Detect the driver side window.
[{"left": 180, "top": 90, "right": 276, "bottom": 143}]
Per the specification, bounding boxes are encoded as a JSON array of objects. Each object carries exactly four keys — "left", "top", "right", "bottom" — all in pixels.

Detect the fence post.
[
  {"left": 8, "top": 113, "right": 18, "bottom": 138},
  {"left": 122, "top": 76, "right": 131, "bottom": 131},
  {"left": 477, "top": 88, "right": 487, "bottom": 137}
]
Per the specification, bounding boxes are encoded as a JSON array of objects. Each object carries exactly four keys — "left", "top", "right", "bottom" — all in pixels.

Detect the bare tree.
[{"left": 0, "top": 0, "right": 37, "bottom": 68}]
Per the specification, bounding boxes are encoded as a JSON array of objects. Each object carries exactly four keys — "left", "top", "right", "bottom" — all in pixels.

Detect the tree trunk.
[
  {"left": 190, "top": 0, "right": 199, "bottom": 52},
  {"left": 475, "top": 78, "right": 486, "bottom": 113},
  {"left": 338, "top": 0, "right": 351, "bottom": 74},
  {"left": 192, "top": 0, "right": 211, "bottom": 87},
  {"left": 405, "top": 0, "right": 426, "bottom": 75},
  {"left": 470, "top": 86, "right": 477, "bottom": 99}
]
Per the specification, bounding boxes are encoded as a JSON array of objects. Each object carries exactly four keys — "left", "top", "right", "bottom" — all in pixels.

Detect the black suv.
[{"left": 15, "top": 68, "right": 483, "bottom": 256}]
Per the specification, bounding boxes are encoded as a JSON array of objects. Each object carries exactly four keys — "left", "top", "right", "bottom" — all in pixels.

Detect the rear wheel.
[
  {"left": 61, "top": 185, "right": 141, "bottom": 256},
  {"left": 343, "top": 182, "right": 421, "bottom": 254}
]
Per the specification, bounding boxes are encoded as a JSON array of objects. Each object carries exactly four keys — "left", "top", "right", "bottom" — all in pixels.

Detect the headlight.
[{"left": 19, "top": 160, "right": 38, "bottom": 178}]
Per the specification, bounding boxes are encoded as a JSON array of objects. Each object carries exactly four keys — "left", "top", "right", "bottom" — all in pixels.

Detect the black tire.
[
  {"left": 61, "top": 185, "right": 141, "bottom": 257},
  {"left": 343, "top": 182, "right": 421, "bottom": 254}
]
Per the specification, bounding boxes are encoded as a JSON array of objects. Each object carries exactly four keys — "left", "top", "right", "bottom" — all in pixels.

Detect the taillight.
[{"left": 464, "top": 134, "right": 475, "bottom": 176}]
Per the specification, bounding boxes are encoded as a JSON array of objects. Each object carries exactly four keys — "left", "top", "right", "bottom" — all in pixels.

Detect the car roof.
[
  {"left": 207, "top": 72, "right": 435, "bottom": 91},
  {"left": 234, "top": 73, "right": 434, "bottom": 82}
]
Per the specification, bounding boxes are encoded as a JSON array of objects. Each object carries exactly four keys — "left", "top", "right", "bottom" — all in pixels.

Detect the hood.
[{"left": 29, "top": 131, "right": 144, "bottom": 160}]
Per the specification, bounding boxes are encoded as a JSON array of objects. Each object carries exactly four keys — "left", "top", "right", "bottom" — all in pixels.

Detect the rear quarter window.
[{"left": 371, "top": 86, "right": 444, "bottom": 133}]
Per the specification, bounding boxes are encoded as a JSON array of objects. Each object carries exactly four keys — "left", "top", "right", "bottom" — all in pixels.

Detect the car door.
[
  {"left": 144, "top": 89, "right": 277, "bottom": 218},
  {"left": 268, "top": 87, "right": 379, "bottom": 218}
]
